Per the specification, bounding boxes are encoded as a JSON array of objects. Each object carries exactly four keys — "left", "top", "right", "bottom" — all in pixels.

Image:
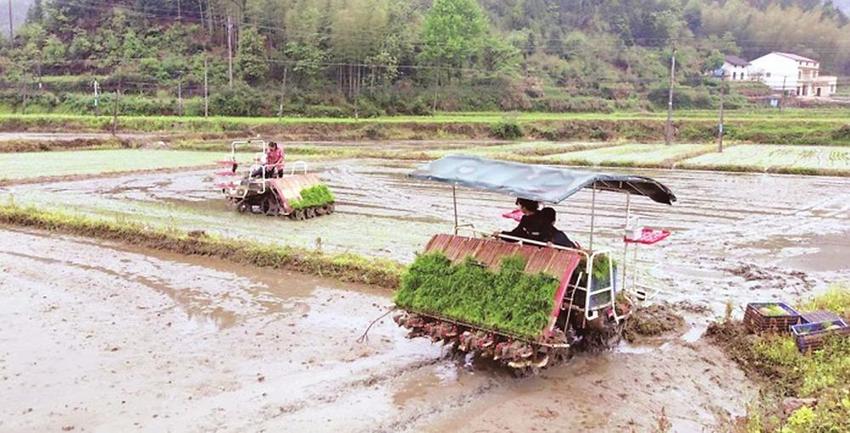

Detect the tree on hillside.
[
  {"left": 419, "top": 0, "right": 489, "bottom": 74},
  {"left": 236, "top": 26, "right": 268, "bottom": 84},
  {"left": 26, "top": 0, "right": 43, "bottom": 24}
]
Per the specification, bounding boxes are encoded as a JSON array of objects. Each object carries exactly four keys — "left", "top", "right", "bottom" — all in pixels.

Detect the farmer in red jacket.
[{"left": 252, "top": 142, "right": 285, "bottom": 178}]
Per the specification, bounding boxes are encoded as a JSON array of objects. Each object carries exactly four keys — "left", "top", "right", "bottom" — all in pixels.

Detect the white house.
[
  {"left": 721, "top": 55, "right": 750, "bottom": 81},
  {"left": 748, "top": 52, "right": 838, "bottom": 97}
]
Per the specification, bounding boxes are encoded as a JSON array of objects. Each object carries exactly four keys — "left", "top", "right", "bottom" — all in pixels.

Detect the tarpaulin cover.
[{"left": 410, "top": 155, "right": 676, "bottom": 205}]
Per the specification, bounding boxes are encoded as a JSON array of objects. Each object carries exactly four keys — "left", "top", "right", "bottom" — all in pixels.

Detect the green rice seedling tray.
[{"left": 743, "top": 302, "right": 801, "bottom": 334}]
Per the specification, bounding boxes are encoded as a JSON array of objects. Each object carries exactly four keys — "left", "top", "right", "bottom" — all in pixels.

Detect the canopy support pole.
[
  {"left": 622, "top": 191, "right": 631, "bottom": 294},
  {"left": 589, "top": 184, "right": 597, "bottom": 250},
  {"left": 452, "top": 184, "right": 458, "bottom": 234}
]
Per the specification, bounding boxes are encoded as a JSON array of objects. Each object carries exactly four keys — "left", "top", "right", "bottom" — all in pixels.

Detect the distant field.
[
  {"left": 0, "top": 150, "right": 220, "bottom": 180},
  {"left": 679, "top": 145, "right": 850, "bottom": 174},
  {"left": 545, "top": 143, "right": 714, "bottom": 166},
  {"left": 3, "top": 142, "right": 850, "bottom": 181}
]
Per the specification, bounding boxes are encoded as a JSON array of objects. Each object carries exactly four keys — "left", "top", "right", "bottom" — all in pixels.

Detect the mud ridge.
[
  {"left": 0, "top": 205, "right": 403, "bottom": 289},
  {"left": 0, "top": 164, "right": 215, "bottom": 187}
]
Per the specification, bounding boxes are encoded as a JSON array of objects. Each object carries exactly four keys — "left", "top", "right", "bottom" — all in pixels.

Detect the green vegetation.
[
  {"left": 3, "top": 111, "right": 850, "bottom": 147},
  {"left": 289, "top": 184, "right": 335, "bottom": 210},
  {"left": 799, "top": 286, "right": 850, "bottom": 319},
  {"left": 708, "top": 287, "right": 850, "bottom": 433},
  {"left": 489, "top": 119, "right": 524, "bottom": 140},
  {"left": 394, "top": 252, "right": 559, "bottom": 338},
  {"left": 758, "top": 304, "right": 793, "bottom": 317},
  {"left": 0, "top": 203, "right": 403, "bottom": 288},
  {"left": 2, "top": 1, "right": 850, "bottom": 116}
]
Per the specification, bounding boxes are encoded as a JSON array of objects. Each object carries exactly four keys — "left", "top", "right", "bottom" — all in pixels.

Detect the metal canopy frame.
[
  {"left": 421, "top": 155, "right": 677, "bottom": 322},
  {"left": 411, "top": 155, "right": 676, "bottom": 205}
]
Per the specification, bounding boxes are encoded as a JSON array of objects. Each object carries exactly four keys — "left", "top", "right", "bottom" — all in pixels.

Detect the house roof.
[
  {"left": 775, "top": 52, "right": 817, "bottom": 63},
  {"left": 724, "top": 55, "right": 749, "bottom": 67}
]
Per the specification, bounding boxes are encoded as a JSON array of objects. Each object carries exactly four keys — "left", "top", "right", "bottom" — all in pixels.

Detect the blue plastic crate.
[{"left": 791, "top": 319, "right": 850, "bottom": 353}]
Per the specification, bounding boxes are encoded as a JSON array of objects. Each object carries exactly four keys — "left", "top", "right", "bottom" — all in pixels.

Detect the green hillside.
[{"left": 0, "top": 0, "right": 848, "bottom": 116}]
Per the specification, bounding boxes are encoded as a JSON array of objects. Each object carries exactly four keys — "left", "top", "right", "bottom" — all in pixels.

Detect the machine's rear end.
[{"left": 393, "top": 234, "right": 627, "bottom": 374}]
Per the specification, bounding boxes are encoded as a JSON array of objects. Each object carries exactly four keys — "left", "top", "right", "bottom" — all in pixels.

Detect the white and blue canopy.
[{"left": 410, "top": 155, "right": 676, "bottom": 205}]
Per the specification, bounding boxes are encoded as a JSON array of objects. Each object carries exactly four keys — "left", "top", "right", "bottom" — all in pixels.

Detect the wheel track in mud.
[{"left": 268, "top": 350, "right": 502, "bottom": 431}]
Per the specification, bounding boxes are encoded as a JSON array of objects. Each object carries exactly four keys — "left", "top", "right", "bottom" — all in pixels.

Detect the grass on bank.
[
  {"left": 708, "top": 286, "right": 850, "bottom": 433},
  {"left": 0, "top": 203, "right": 403, "bottom": 289},
  {"left": 1, "top": 112, "right": 849, "bottom": 147}
]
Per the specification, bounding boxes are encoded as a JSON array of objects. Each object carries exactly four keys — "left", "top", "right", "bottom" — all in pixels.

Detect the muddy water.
[
  {"left": 5, "top": 158, "right": 850, "bottom": 316},
  {"left": 0, "top": 228, "right": 752, "bottom": 433}
]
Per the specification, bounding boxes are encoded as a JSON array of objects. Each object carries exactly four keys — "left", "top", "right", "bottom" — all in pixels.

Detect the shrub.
[
  {"left": 832, "top": 125, "right": 850, "bottom": 141},
  {"left": 490, "top": 119, "right": 524, "bottom": 140},
  {"left": 303, "top": 104, "right": 351, "bottom": 118},
  {"left": 208, "top": 83, "right": 268, "bottom": 116}
]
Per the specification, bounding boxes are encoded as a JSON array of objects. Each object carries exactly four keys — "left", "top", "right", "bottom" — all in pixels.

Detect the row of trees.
[{"left": 0, "top": 0, "right": 848, "bottom": 115}]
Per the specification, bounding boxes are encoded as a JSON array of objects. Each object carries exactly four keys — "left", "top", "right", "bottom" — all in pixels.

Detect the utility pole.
[
  {"left": 111, "top": 82, "right": 122, "bottom": 136},
  {"left": 278, "top": 66, "right": 288, "bottom": 119},
  {"left": 93, "top": 79, "right": 99, "bottom": 116},
  {"left": 780, "top": 75, "right": 787, "bottom": 112},
  {"left": 177, "top": 0, "right": 182, "bottom": 21},
  {"left": 665, "top": 48, "right": 676, "bottom": 146},
  {"left": 203, "top": 56, "right": 209, "bottom": 117},
  {"left": 7, "top": 0, "right": 13, "bottom": 41},
  {"left": 717, "top": 84, "right": 724, "bottom": 153},
  {"left": 227, "top": 15, "right": 234, "bottom": 88},
  {"left": 177, "top": 80, "right": 183, "bottom": 116}
]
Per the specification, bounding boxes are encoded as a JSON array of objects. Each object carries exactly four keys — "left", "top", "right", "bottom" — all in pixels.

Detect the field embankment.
[
  {"left": 1, "top": 111, "right": 849, "bottom": 146},
  {"left": 0, "top": 204, "right": 402, "bottom": 289}
]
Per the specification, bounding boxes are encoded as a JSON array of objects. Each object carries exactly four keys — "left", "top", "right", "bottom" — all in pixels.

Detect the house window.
[
  {"left": 798, "top": 71, "right": 801, "bottom": 79},
  {"left": 732, "top": 72, "right": 737, "bottom": 80}
]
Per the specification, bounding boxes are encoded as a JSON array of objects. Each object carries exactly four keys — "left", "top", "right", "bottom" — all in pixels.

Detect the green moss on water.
[
  {"left": 289, "top": 184, "right": 335, "bottom": 210},
  {"left": 394, "top": 252, "right": 560, "bottom": 339}
]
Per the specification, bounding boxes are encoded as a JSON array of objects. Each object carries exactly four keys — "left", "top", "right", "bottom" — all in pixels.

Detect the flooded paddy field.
[
  {"left": 0, "top": 228, "right": 753, "bottom": 433},
  {"left": 3, "top": 157, "right": 849, "bottom": 313},
  {"left": 2, "top": 149, "right": 849, "bottom": 432}
]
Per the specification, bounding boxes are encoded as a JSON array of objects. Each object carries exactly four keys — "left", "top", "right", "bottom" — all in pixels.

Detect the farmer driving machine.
[
  {"left": 214, "top": 140, "right": 336, "bottom": 220},
  {"left": 393, "top": 155, "right": 676, "bottom": 374}
]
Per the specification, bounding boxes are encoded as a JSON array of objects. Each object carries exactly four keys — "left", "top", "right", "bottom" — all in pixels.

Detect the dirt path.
[
  {"left": 0, "top": 132, "right": 157, "bottom": 142},
  {"left": 0, "top": 228, "right": 752, "bottom": 433}
]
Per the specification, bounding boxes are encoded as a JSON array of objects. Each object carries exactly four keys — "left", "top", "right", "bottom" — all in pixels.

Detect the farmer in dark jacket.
[
  {"left": 539, "top": 207, "right": 578, "bottom": 249},
  {"left": 497, "top": 198, "right": 548, "bottom": 242}
]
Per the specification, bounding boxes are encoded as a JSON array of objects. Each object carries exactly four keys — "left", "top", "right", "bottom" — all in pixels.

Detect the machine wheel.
[
  {"left": 236, "top": 201, "right": 249, "bottom": 213},
  {"left": 261, "top": 195, "right": 281, "bottom": 216}
]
